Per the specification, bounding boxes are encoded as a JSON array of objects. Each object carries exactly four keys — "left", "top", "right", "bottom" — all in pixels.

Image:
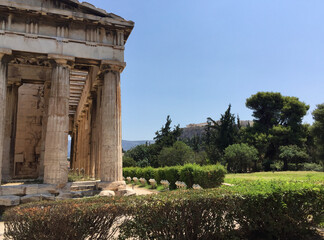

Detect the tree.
[
  {"left": 205, "top": 104, "right": 239, "bottom": 163},
  {"left": 280, "top": 96, "right": 309, "bottom": 127},
  {"left": 245, "top": 92, "right": 309, "bottom": 169},
  {"left": 216, "top": 104, "right": 238, "bottom": 151},
  {"left": 204, "top": 119, "right": 222, "bottom": 163},
  {"left": 246, "top": 92, "right": 284, "bottom": 133},
  {"left": 122, "top": 156, "right": 136, "bottom": 167},
  {"left": 279, "top": 145, "right": 309, "bottom": 170},
  {"left": 124, "top": 144, "right": 150, "bottom": 163},
  {"left": 241, "top": 128, "right": 270, "bottom": 171},
  {"left": 223, "top": 143, "right": 258, "bottom": 173},
  {"left": 154, "top": 115, "right": 182, "bottom": 149},
  {"left": 311, "top": 104, "right": 324, "bottom": 166},
  {"left": 184, "top": 135, "right": 203, "bottom": 153},
  {"left": 158, "top": 141, "right": 195, "bottom": 167}
]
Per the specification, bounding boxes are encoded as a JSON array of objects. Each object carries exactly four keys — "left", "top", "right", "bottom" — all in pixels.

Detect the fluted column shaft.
[
  {"left": 100, "top": 70, "right": 122, "bottom": 182},
  {"left": 0, "top": 50, "right": 11, "bottom": 184},
  {"left": 2, "top": 84, "right": 19, "bottom": 180},
  {"left": 0, "top": 55, "right": 9, "bottom": 184},
  {"left": 43, "top": 60, "right": 71, "bottom": 185}
]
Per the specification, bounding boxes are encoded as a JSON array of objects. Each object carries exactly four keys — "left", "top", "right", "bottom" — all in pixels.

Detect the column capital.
[
  {"left": 0, "top": 48, "right": 12, "bottom": 61},
  {"left": 100, "top": 60, "right": 126, "bottom": 74},
  {"left": 48, "top": 54, "right": 75, "bottom": 67}
]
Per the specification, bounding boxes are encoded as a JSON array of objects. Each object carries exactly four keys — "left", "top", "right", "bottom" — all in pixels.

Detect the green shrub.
[
  {"left": 135, "top": 167, "right": 144, "bottom": 179},
  {"left": 4, "top": 198, "right": 128, "bottom": 240},
  {"left": 142, "top": 167, "right": 156, "bottom": 180},
  {"left": 163, "top": 166, "right": 181, "bottom": 189},
  {"left": 124, "top": 164, "right": 226, "bottom": 189},
  {"left": 119, "top": 184, "right": 324, "bottom": 240},
  {"left": 157, "top": 141, "right": 195, "bottom": 167},
  {"left": 193, "top": 164, "right": 227, "bottom": 188},
  {"left": 178, "top": 164, "right": 197, "bottom": 188},
  {"left": 302, "top": 163, "right": 323, "bottom": 172},
  {"left": 224, "top": 143, "right": 258, "bottom": 173},
  {"left": 122, "top": 156, "right": 136, "bottom": 167},
  {"left": 154, "top": 168, "right": 166, "bottom": 183},
  {"left": 4, "top": 183, "right": 323, "bottom": 240}
]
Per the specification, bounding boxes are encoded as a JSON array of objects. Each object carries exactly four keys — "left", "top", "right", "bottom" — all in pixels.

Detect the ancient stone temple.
[{"left": 0, "top": 0, "right": 134, "bottom": 189}]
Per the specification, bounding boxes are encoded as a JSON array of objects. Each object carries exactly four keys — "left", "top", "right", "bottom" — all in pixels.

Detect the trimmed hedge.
[
  {"left": 119, "top": 183, "right": 324, "bottom": 240},
  {"left": 123, "top": 163, "right": 226, "bottom": 189},
  {"left": 3, "top": 198, "right": 129, "bottom": 240},
  {"left": 3, "top": 183, "right": 324, "bottom": 240}
]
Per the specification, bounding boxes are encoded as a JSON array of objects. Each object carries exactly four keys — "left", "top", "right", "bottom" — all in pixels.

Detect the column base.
[{"left": 97, "top": 181, "right": 126, "bottom": 191}]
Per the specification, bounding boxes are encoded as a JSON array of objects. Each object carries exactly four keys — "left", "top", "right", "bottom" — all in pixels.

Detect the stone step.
[
  {"left": 0, "top": 184, "right": 59, "bottom": 196},
  {"left": 70, "top": 185, "right": 97, "bottom": 191},
  {"left": 71, "top": 181, "right": 98, "bottom": 187},
  {"left": 70, "top": 181, "right": 99, "bottom": 191}
]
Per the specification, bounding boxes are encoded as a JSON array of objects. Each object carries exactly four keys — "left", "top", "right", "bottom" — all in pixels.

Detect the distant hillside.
[
  {"left": 180, "top": 121, "right": 253, "bottom": 140},
  {"left": 68, "top": 139, "right": 154, "bottom": 156},
  {"left": 122, "top": 140, "right": 155, "bottom": 151}
]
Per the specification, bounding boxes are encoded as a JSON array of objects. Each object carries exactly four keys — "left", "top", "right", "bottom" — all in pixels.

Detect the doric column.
[
  {"left": 95, "top": 85, "right": 102, "bottom": 179},
  {"left": 43, "top": 55, "right": 74, "bottom": 186},
  {"left": 99, "top": 61, "right": 125, "bottom": 189},
  {"left": 90, "top": 93, "right": 97, "bottom": 179},
  {"left": 39, "top": 81, "right": 51, "bottom": 179},
  {"left": 2, "top": 83, "right": 20, "bottom": 180},
  {"left": 0, "top": 48, "right": 12, "bottom": 184}
]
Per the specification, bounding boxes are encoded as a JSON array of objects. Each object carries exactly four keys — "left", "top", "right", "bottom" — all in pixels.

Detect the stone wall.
[{"left": 14, "top": 84, "right": 44, "bottom": 179}]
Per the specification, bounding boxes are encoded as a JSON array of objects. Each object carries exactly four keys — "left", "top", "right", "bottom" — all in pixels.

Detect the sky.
[{"left": 87, "top": 0, "right": 324, "bottom": 141}]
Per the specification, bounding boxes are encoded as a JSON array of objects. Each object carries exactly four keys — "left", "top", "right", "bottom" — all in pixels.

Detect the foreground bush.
[
  {"left": 4, "top": 182, "right": 323, "bottom": 240},
  {"left": 123, "top": 163, "right": 226, "bottom": 189},
  {"left": 120, "top": 183, "right": 324, "bottom": 240},
  {"left": 4, "top": 198, "right": 128, "bottom": 240}
]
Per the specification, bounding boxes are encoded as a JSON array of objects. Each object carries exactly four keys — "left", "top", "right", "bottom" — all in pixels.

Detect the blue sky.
[{"left": 87, "top": 0, "right": 324, "bottom": 140}]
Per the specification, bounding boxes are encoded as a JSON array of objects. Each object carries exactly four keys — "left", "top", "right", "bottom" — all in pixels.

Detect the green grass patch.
[
  {"left": 225, "top": 171, "right": 324, "bottom": 183},
  {"left": 68, "top": 172, "right": 92, "bottom": 182}
]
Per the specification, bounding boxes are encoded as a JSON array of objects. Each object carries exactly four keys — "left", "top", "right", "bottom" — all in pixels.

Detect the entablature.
[{"left": 0, "top": 1, "right": 134, "bottom": 48}]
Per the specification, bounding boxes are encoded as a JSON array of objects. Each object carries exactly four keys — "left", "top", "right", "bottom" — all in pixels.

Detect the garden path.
[{"left": 127, "top": 185, "right": 158, "bottom": 195}]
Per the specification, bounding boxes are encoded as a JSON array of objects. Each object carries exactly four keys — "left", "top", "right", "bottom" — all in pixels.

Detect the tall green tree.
[
  {"left": 246, "top": 92, "right": 284, "bottom": 133},
  {"left": 154, "top": 115, "right": 182, "bottom": 149},
  {"left": 245, "top": 92, "right": 309, "bottom": 170},
  {"left": 216, "top": 104, "right": 238, "bottom": 151},
  {"left": 207, "top": 105, "right": 238, "bottom": 148},
  {"left": 241, "top": 128, "right": 270, "bottom": 171},
  {"left": 204, "top": 120, "right": 222, "bottom": 164},
  {"left": 204, "top": 105, "right": 239, "bottom": 163},
  {"left": 311, "top": 104, "right": 324, "bottom": 166}
]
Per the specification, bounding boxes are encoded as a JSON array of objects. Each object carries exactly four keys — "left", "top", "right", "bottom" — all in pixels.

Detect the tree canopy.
[{"left": 223, "top": 143, "right": 258, "bottom": 173}]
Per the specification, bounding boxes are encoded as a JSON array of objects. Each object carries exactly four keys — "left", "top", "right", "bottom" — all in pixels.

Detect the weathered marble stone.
[
  {"left": 99, "top": 190, "right": 115, "bottom": 197},
  {"left": 60, "top": 182, "right": 73, "bottom": 193},
  {"left": 71, "top": 191, "right": 83, "bottom": 198},
  {"left": 98, "top": 181, "right": 126, "bottom": 191},
  {"left": 20, "top": 194, "right": 41, "bottom": 204},
  {"left": 37, "top": 184, "right": 59, "bottom": 195},
  {"left": 40, "top": 194, "right": 55, "bottom": 201},
  {"left": 115, "top": 189, "right": 136, "bottom": 197},
  {"left": 25, "top": 184, "right": 39, "bottom": 195},
  {"left": 56, "top": 192, "right": 73, "bottom": 200},
  {"left": 82, "top": 190, "right": 99, "bottom": 197},
  {"left": 1, "top": 185, "right": 24, "bottom": 196},
  {"left": 0, "top": 195, "right": 20, "bottom": 206}
]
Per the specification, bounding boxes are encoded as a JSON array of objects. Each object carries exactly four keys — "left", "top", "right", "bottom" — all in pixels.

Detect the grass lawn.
[{"left": 225, "top": 171, "right": 324, "bottom": 183}]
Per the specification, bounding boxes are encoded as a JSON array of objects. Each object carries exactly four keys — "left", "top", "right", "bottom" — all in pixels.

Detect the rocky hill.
[{"left": 180, "top": 121, "right": 253, "bottom": 140}]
